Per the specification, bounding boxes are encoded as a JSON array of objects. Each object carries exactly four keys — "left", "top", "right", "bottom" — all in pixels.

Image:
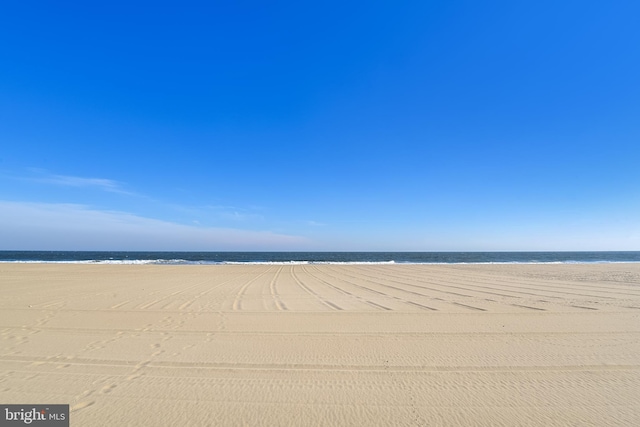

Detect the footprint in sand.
[
  {"left": 101, "top": 384, "right": 117, "bottom": 394},
  {"left": 71, "top": 401, "right": 95, "bottom": 412}
]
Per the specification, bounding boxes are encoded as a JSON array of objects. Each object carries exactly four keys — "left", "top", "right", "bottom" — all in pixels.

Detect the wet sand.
[{"left": 1, "top": 263, "right": 639, "bottom": 426}]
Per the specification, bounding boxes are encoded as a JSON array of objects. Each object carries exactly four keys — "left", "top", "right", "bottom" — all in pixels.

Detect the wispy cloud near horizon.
[
  {"left": 0, "top": 200, "right": 308, "bottom": 251},
  {"left": 25, "top": 169, "right": 134, "bottom": 195},
  {"left": 306, "top": 220, "right": 326, "bottom": 227}
]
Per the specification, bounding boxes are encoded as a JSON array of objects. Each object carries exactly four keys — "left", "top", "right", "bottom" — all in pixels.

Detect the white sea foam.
[
  {"left": 0, "top": 259, "right": 402, "bottom": 265},
  {"left": 1, "top": 258, "right": 639, "bottom": 265},
  {"left": 3, "top": 259, "right": 638, "bottom": 266},
  {"left": 0, "top": 259, "right": 190, "bottom": 265},
  {"left": 220, "top": 260, "right": 397, "bottom": 265}
]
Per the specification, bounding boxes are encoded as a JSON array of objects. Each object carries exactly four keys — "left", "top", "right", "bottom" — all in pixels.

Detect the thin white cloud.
[
  {"left": 171, "top": 204, "right": 265, "bottom": 222},
  {"left": 26, "top": 169, "right": 133, "bottom": 195},
  {"left": 207, "top": 205, "right": 265, "bottom": 222},
  {"left": 0, "top": 201, "right": 308, "bottom": 251}
]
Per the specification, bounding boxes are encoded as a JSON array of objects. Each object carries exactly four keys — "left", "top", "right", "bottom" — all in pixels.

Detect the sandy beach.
[{"left": 1, "top": 263, "right": 639, "bottom": 426}]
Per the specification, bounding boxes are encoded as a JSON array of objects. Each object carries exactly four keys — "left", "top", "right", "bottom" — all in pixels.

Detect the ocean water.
[{"left": 0, "top": 251, "right": 639, "bottom": 265}]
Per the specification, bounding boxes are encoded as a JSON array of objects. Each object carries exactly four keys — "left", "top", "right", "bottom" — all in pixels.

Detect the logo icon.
[{"left": 1, "top": 405, "right": 69, "bottom": 426}]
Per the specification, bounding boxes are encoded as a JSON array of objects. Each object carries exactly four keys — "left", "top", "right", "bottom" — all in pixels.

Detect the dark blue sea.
[{"left": 1, "top": 251, "right": 639, "bottom": 264}]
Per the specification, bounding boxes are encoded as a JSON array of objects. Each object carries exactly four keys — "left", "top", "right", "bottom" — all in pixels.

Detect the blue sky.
[{"left": 1, "top": 0, "right": 639, "bottom": 251}]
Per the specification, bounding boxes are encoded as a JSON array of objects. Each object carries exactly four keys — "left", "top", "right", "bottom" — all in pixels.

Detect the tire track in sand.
[
  {"left": 313, "top": 266, "right": 438, "bottom": 311},
  {"left": 290, "top": 266, "right": 343, "bottom": 311},
  {"left": 269, "top": 266, "right": 287, "bottom": 311},
  {"left": 303, "top": 266, "right": 395, "bottom": 311},
  {"left": 231, "top": 267, "right": 276, "bottom": 311}
]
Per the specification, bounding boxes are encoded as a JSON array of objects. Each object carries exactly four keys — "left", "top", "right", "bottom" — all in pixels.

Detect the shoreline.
[
  {"left": 2, "top": 250, "right": 640, "bottom": 266},
  {"left": 3, "top": 260, "right": 640, "bottom": 265}
]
